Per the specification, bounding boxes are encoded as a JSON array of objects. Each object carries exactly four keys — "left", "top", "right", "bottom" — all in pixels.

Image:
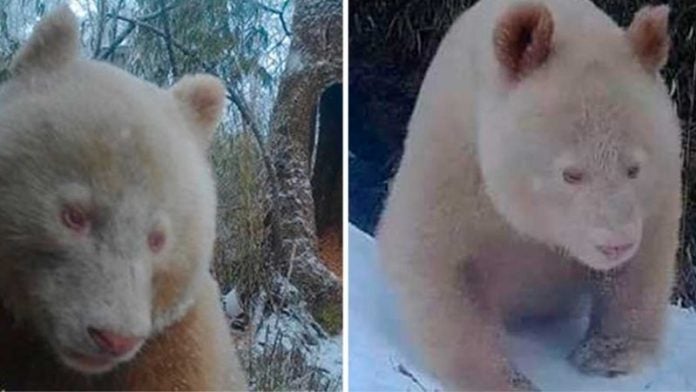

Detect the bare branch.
[
  {"left": 225, "top": 88, "right": 278, "bottom": 195},
  {"left": 92, "top": 0, "right": 107, "bottom": 58},
  {"left": 140, "top": 3, "right": 180, "bottom": 21},
  {"left": 157, "top": 0, "right": 178, "bottom": 78},
  {"left": 99, "top": 2, "right": 179, "bottom": 61},
  {"left": 98, "top": 22, "right": 135, "bottom": 60},
  {"left": 107, "top": 14, "right": 200, "bottom": 59},
  {"left": 226, "top": 88, "right": 284, "bottom": 259}
]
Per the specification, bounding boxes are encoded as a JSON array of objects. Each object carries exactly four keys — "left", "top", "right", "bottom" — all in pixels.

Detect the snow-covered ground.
[
  {"left": 349, "top": 225, "right": 696, "bottom": 391},
  {"left": 222, "top": 285, "right": 342, "bottom": 389}
]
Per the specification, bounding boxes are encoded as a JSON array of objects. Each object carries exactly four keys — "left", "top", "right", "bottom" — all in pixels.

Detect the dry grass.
[
  {"left": 211, "top": 129, "right": 271, "bottom": 303},
  {"left": 249, "top": 331, "right": 340, "bottom": 391}
]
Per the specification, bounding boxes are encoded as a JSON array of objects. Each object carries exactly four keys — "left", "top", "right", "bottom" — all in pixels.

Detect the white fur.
[
  {"left": 379, "top": 0, "right": 681, "bottom": 390},
  {"left": 0, "top": 7, "right": 240, "bottom": 388}
]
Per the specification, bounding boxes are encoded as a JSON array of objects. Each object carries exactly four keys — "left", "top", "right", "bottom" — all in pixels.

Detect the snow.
[
  {"left": 285, "top": 51, "right": 305, "bottom": 74},
  {"left": 348, "top": 224, "right": 696, "bottom": 391},
  {"left": 318, "top": 334, "right": 343, "bottom": 378},
  {"left": 223, "top": 287, "right": 243, "bottom": 319},
  {"left": 222, "top": 282, "right": 341, "bottom": 388},
  {"left": 252, "top": 299, "right": 342, "bottom": 386}
]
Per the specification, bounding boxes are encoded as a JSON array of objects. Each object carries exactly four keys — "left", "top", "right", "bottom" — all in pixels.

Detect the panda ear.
[
  {"left": 10, "top": 4, "right": 80, "bottom": 75},
  {"left": 626, "top": 5, "right": 670, "bottom": 74},
  {"left": 493, "top": 2, "right": 554, "bottom": 83},
  {"left": 171, "top": 74, "right": 227, "bottom": 147}
]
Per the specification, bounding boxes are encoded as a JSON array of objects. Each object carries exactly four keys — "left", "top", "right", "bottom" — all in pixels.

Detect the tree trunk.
[{"left": 268, "top": 0, "right": 342, "bottom": 315}]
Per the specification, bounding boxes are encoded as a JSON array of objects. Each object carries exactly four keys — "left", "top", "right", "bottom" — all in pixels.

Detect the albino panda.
[
  {"left": 378, "top": 0, "right": 681, "bottom": 390},
  {"left": 0, "top": 6, "right": 247, "bottom": 390}
]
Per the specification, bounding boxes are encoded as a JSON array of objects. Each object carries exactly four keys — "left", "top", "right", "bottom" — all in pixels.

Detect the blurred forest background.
[
  {"left": 0, "top": 0, "right": 342, "bottom": 390},
  {"left": 349, "top": 0, "right": 696, "bottom": 308}
]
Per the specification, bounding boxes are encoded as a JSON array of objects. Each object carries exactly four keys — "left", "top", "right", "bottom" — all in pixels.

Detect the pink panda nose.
[
  {"left": 596, "top": 243, "right": 635, "bottom": 260},
  {"left": 88, "top": 327, "right": 143, "bottom": 357}
]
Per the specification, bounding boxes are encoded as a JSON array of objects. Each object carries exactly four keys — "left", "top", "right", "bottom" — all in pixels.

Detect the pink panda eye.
[
  {"left": 562, "top": 168, "right": 585, "bottom": 185},
  {"left": 148, "top": 230, "right": 166, "bottom": 253},
  {"left": 60, "top": 205, "right": 90, "bottom": 233}
]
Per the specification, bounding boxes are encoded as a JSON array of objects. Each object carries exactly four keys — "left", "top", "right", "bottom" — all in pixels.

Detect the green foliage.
[{"left": 315, "top": 301, "right": 342, "bottom": 336}]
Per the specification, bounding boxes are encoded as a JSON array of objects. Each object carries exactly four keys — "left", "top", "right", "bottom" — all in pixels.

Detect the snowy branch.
[{"left": 254, "top": 0, "right": 292, "bottom": 37}]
